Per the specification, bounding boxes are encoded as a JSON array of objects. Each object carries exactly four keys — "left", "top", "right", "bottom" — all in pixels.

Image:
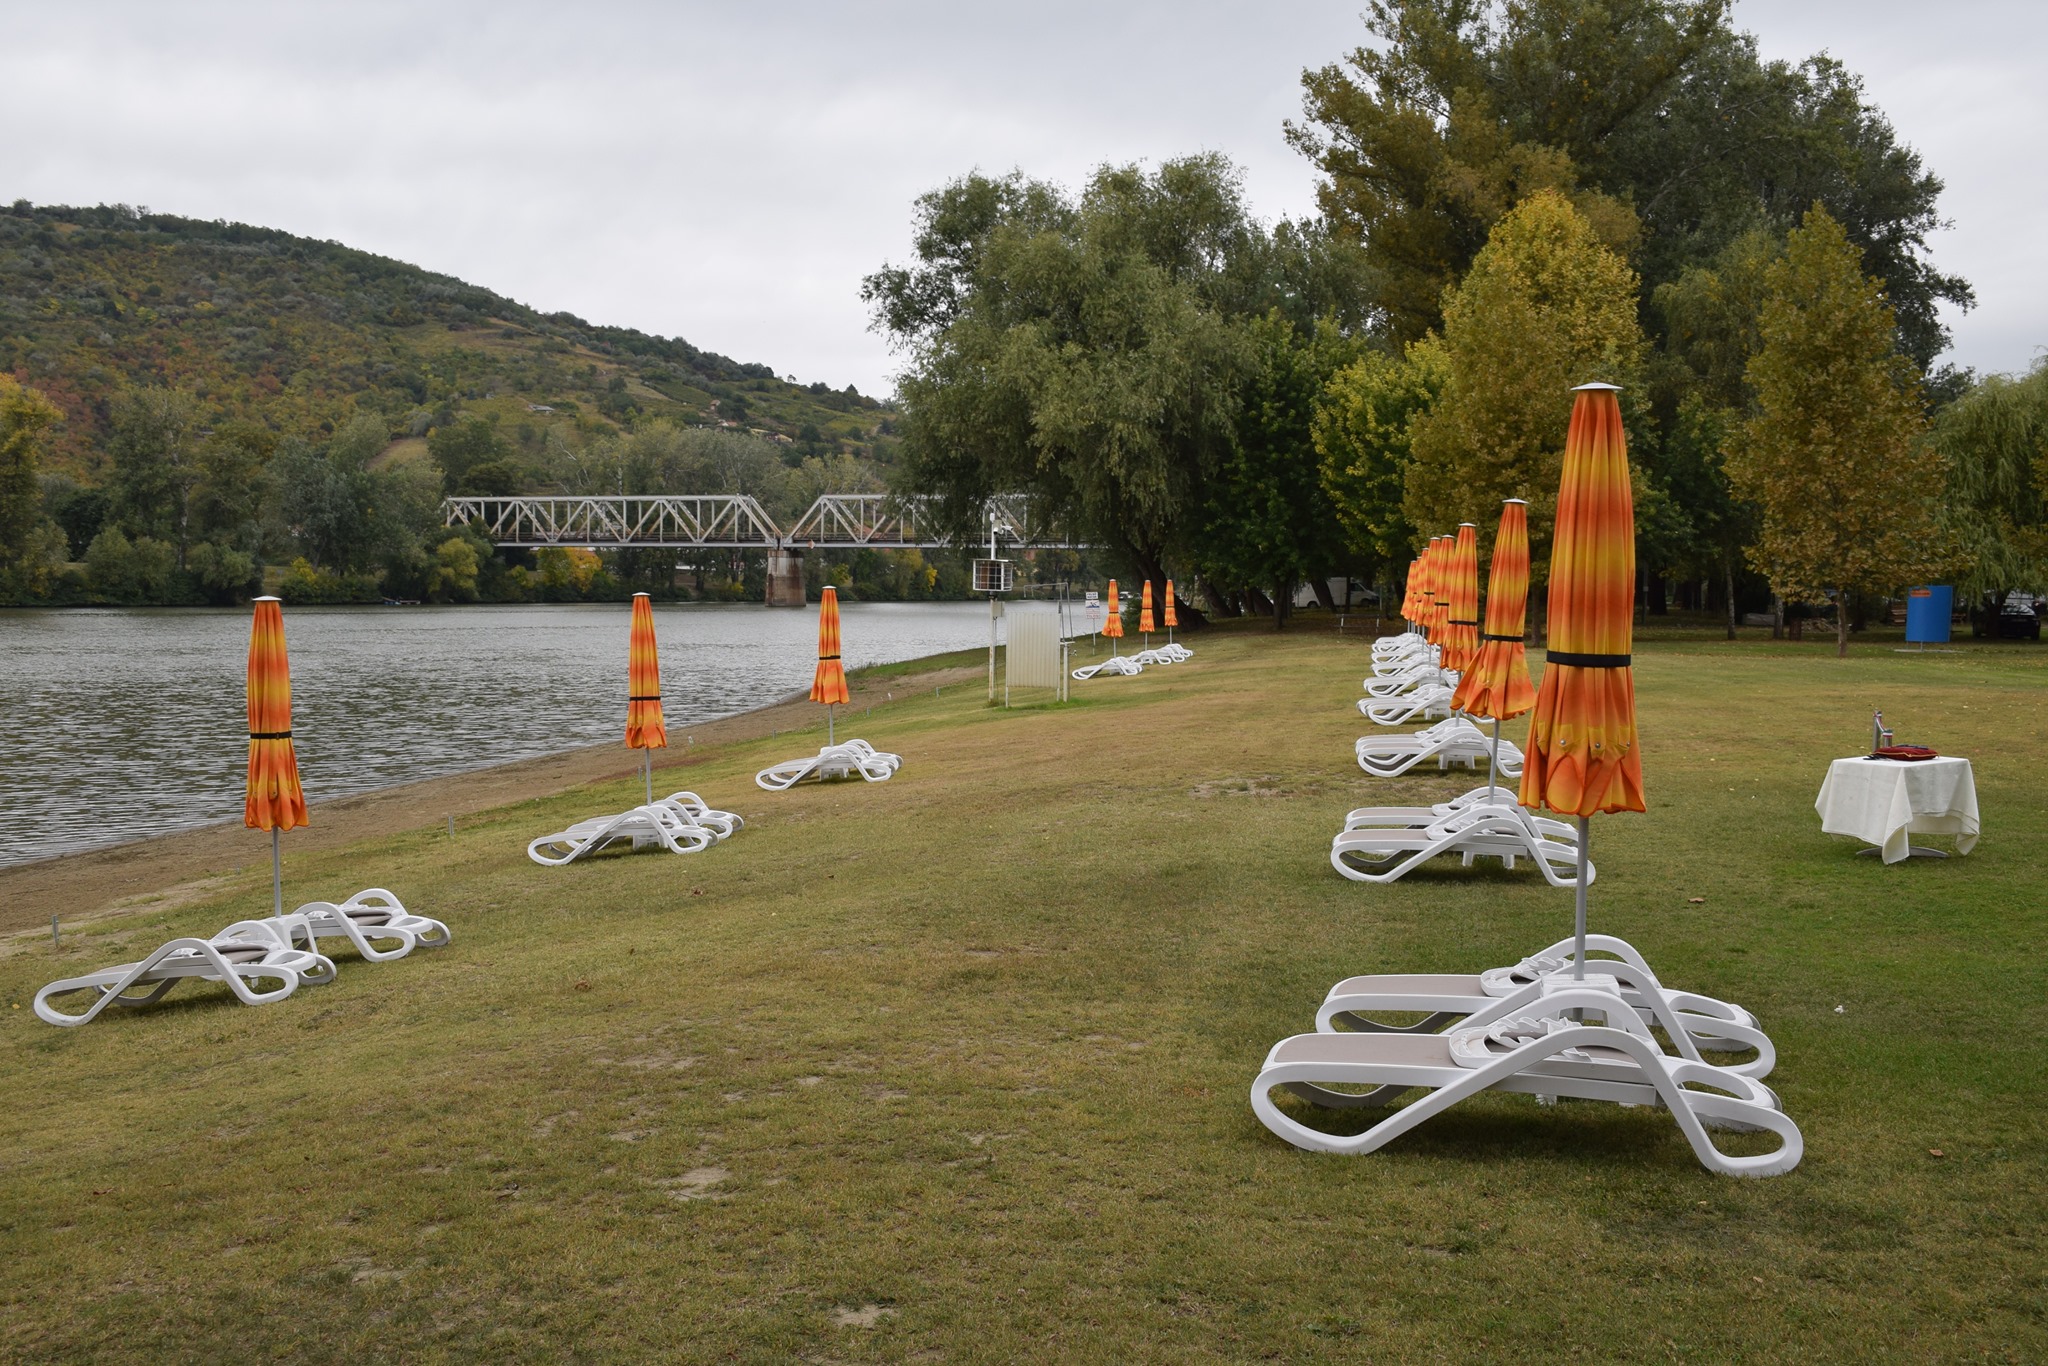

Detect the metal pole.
[
  {"left": 988, "top": 595, "right": 996, "bottom": 702},
  {"left": 272, "top": 828, "right": 282, "bottom": 920},
  {"left": 828, "top": 703, "right": 835, "bottom": 747},
  {"left": 1574, "top": 816, "right": 1590, "bottom": 979},
  {"left": 1486, "top": 718, "right": 1500, "bottom": 805},
  {"left": 643, "top": 748, "right": 653, "bottom": 806}
]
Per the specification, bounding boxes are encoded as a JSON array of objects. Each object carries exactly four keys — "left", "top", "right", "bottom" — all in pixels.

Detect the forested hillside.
[
  {"left": 0, "top": 201, "right": 986, "bottom": 609},
  {"left": 0, "top": 200, "right": 891, "bottom": 475}
]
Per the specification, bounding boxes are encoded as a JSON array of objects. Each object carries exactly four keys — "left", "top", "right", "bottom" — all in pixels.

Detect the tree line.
[{"left": 866, "top": 1, "right": 2044, "bottom": 651}]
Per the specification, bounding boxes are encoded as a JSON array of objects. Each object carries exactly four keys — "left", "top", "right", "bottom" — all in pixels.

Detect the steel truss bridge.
[{"left": 442, "top": 493, "right": 1075, "bottom": 551}]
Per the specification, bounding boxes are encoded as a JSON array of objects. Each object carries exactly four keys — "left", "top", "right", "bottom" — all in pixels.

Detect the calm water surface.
[{"left": 0, "top": 602, "right": 995, "bottom": 866}]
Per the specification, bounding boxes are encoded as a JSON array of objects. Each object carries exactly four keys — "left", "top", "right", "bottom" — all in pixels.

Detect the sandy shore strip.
[{"left": 0, "top": 659, "right": 983, "bottom": 937}]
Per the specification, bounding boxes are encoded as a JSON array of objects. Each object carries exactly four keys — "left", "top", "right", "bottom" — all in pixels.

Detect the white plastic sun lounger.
[
  {"left": 1129, "top": 648, "right": 1183, "bottom": 667},
  {"left": 280, "top": 888, "right": 451, "bottom": 962},
  {"left": 653, "top": 791, "right": 744, "bottom": 839},
  {"left": 1372, "top": 642, "right": 1435, "bottom": 672},
  {"left": 34, "top": 920, "right": 336, "bottom": 1028},
  {"left": 754, "top": 739, "right": 903, "bottom": 791},
  {"left": 528, "top": 803, "right": 719, "bottom": 864},
  {"left": 1360, "top": 685, "right": 1456, "bottom": 726},
  {"left": 1154, "top": 642, "right": 1194, "bottom": 662},
  {"left": 1315, "top": 935, "right": 1767, "bottom": 1070},
  {"left": 1072, "top": 655, "right": 1144, "bottom": 680},
  {"left": 1330, "top": 805, "right": 1586, "bottom": 886},
  {"left": 1251, "top": 984, "right": 1801, "bottom": 1176},
  {"left": 1356, "top": 724, "right": 1521, "bottom": 778},
  {"left": 1363, "top": 666, "right": 1456, "bottom": 699}
]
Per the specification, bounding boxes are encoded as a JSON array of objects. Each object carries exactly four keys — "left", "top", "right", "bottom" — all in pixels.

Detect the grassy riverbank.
[{"left": 3, "top": 628, "right": 2044, "bottom": 1361}]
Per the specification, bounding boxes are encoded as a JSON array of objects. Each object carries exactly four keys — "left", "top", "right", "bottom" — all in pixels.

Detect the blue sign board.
[{"left": 1904, "top": 585, "right": 1953, "bottom": 643}]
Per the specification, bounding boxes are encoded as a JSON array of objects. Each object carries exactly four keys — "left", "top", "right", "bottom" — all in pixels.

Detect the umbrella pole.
[
  {"left": 827, "top": 703, "right": 835, "bottom": 747},
  {"left": 1573, "top": 816, "right": 1590, "bottom": 979},
  {"left": 643, "top": 748, "right": 653, "bottom": 806},
  {"left": 271, "top": 829, "right": 282, "bottom": 920},
  {"left": 1487, "top": 718, "right": 1500, "bottom": 805}
]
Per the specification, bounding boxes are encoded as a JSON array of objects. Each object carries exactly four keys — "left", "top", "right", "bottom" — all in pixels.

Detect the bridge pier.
[{"left": 765, "top": 548, "right": 806, "bottom": 608}]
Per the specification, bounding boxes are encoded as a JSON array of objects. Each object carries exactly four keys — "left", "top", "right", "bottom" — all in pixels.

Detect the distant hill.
[{"left": 0, "top": 200, "right": 894, "bottom": 475}]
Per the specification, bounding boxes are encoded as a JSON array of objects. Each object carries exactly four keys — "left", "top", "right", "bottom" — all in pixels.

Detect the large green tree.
[
  {"left": 1726, "top": 206, "right": 1948, "bottom": 656},
  {"left": 1292, "top": 1, "right": 1969, "bottom": 370},
  {"left": 864, "top": 156, "right": 1369, "bottom": 615},
  {"left": 1314, "top": 340, "right": 1446, "bottom": 584},
  {"left": 1402, "top": 190, "right": 1644, "bottom": 577},
  {"left": 1933, "top": 362, "right": 2048, "bottom": 605}
]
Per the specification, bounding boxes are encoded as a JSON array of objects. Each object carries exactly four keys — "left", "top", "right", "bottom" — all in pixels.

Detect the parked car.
[{"left": 1975, "top": 591, "right": 2042, "bottom": 640}]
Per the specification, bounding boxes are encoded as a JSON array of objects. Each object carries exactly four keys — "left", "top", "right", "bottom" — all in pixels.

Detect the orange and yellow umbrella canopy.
[
  {"left": 1139, "top": 580, "right": 1156, "bottom": 634},
  {"left": 1442, "top": 523, "right": 1480, "bottom": 672},
  {"left": 1423, "top": 536, "right": 1450, "bottom": 641},
  {"left": 626, "top": 592, "right": 668, "bottom": 750},
  {"left": 1163, "top": 580, "right": 1178, "bottom": 628},
  {"left": 1519, "top": 384, "right": 1646, "bottom": 817},
  {"left": 1102, "top": 579, "right": 1124, "bottom": 640},
  {"left": 1399, "top": 557, "right": 1422, "bottom": 623},
  {"left": 245, "top": 596, "right": 308, "bottom": 833},
  {"left": 810, "top": 586, "right": 851, "bottom": 706},
  {"left": 1452, "top": 500, "right": 1536, "bottom": 721}
]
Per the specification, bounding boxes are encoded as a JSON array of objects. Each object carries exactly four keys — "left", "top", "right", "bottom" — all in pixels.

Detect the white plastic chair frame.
[
  {"left": 654, "top": 791, "right": 744, "bottom": 839},
  {"left": 1363, "top": 666, "right": 1456, "bottom": 698},
  {"left": 1250, "top": 985, "right": 1801, "bottom": 1176},
  {"left": 282, "top": 888, "right": 450, "bottom": 961},
  {"left": 1360, "top": 686, "right": 1456, "bottom": 726},
  {"left": 1315, "top": 935, "right": 1768, "bottom": 1072},
  {"left": 34, "top": 921, "right": 336, "bottom": 1028},
  {"left": 1072, "top": 656, "right": 1144, "bottom": 681},
  {"left": 1356, "top": 726, "right": 1521, "bottom": 779},
  {"left": 1330, "top": 804, "right": 1586, "bottom": 886},
  {"left": 754, "top": 739, "right": 903, "bottom": 792},
  {"left": 528, "top": 803, "right": 719, "bottom": 864}
]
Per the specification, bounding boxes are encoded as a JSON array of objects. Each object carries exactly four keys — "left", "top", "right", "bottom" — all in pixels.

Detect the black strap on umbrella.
[
  {"left": 249, "top": 730, "right": 293, "bottom": 740},
  {"left": 818, "top": 653, "right": 841, "bottom": 661},
  {"left": 628, "top": 695, "right": 663, "bottom": 702},
  {"left": 1447, "top": 619, "right": 1479, "bottom": 627},
  {"left": 1480, "top": 633, "right": 1523, "bottom": 643},
  {"left": 1545, "top": 650, "right": 1632, "bottom": 668}
]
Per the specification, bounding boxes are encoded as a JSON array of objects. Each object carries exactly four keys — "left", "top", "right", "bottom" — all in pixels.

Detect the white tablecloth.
[{"left": 1815, "top": 756, "right": 1979, "bottom": 863}]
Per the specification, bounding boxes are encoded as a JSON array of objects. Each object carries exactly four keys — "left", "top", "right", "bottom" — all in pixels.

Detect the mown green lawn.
[{"left": 3, "top": 627, "right": 2043, "bottom": 1362}]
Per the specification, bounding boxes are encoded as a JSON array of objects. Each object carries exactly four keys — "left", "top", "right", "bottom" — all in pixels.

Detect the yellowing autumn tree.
[
  {"left": 1726, "top": 205, "right": 1949, "bottom": 657},
  {"left": 1403, "top": 190, "right": 1643, "bottom": 576}
]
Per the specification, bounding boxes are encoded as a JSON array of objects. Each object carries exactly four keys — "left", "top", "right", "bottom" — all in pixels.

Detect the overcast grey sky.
[{"left": 3, "top": 1, "right": 2039, "bottom": 396}]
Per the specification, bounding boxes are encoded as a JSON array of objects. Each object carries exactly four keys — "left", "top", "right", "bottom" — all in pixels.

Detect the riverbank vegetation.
[
  {"left": 1, "top": 630, "right": 2041, "bottom": 1358},
  {"left": 868, "top": 2, "right": 2043, "bottom": 642}
]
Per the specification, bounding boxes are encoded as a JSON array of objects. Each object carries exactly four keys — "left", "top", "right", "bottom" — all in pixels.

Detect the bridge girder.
[{"left": 444, "top": 493, "right": 1079, "bottom": 551}]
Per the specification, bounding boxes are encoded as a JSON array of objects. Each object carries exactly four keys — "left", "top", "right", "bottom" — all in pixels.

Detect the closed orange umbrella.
[
  {"left": 1422, "top": 536, "right": 1448, "bottom": 642},
  {"left": 1454, "top": 500, "right": 1536, "bottom": 801},
  {"left": 811, "top": 586, "right": 850, "bottom": 742},
  {"left": 1519, "top": 383, "right": 1645, "bottom": 977},
  {"left": 1397, "top": 557, "right": 1421, "bottom": 627},
  {"left": 1163, "top": 579, "right": 1179, "bottom": 645},
  {"left": 1102, "top": 579, "right": 1123, "bottom": 652},
  {"left": 626, "top": 593, "right": 667, "bottom": 803},
  {"left": 245, "top": 596, "right": 308, "bottom": 917},
  {"left": 1139, "top": 580, "right": 1155, "bottom": 641},
  {"left": 1453, "top": 501, "right": 1535, "bottom": 721},
  {"left": 1442, "top": 523, "right": 1480, "bottom": 673}
]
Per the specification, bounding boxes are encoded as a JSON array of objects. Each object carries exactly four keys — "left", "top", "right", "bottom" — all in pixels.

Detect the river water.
[{"left": 0, "top": 601, "right": 997, "bottom": 867}]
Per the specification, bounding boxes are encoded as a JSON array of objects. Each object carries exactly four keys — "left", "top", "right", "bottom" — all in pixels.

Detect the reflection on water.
[{"left": 0, "top": 602, "right": 994, "bottom": 866}]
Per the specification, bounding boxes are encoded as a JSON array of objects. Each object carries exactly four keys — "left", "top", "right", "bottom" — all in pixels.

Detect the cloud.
[{"left": 5, "top": 0, "right": 2038, "bottom": 393}]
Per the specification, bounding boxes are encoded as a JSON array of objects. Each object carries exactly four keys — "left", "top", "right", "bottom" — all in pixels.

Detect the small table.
[{"left": 1815, "top": 756, "right": 1979, "bottom": 863}]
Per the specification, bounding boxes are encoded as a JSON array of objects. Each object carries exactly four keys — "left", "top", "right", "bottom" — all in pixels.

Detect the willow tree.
[
  {"left": 1402, "top": 189, "right": 1644, "bottom": 578},
  {"left": 1934, "top": 362, "right": 2048, "bottom": 605},
  {"left": 863, "top": 156, "right": 1370, "bottom": 613},
  {"left": 1726, "top": 206, "right": 1948, "bottom": 657}
]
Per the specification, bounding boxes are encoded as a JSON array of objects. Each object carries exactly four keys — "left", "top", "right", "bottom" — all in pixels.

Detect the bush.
[
  {"left": 277, "top": 557, "right": 381, "bottom": 605},
  {"left": 185, "top": 541, "right": 259, "bottom": 604},
  {"left": 84, "top": 528, "right": 179, "bottom": 602}
]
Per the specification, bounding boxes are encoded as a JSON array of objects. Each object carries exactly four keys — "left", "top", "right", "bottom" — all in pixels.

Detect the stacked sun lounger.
[
  {"left": 1249, "top": 934, "right": 1801, "bottom": 1176},
  {"left": 530, "top": 790, "right": 747, "bottom": 864},
  {"left": 755, "top": 741, "right": 902, "bottom": 791},
  {"left": 35, "top": 890, "right": 449, "bottom": 1028}
]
